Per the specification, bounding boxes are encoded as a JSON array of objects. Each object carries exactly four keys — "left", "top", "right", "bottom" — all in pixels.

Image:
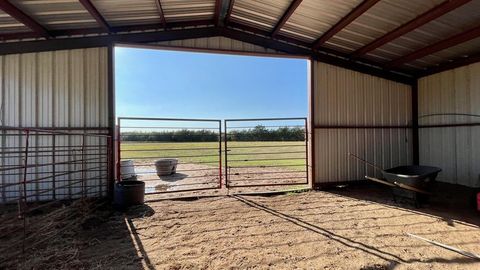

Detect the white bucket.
[{"left": 120, "top": 160, "right": 136, "bottom": 179}]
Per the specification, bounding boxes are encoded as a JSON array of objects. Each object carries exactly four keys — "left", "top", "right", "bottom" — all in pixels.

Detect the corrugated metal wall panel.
[
  {"left": 151, "top": 36, "right": 281, "bottom": 54},
  {"left": 0, "top": 47, "right": 109, "bottom": 203},
  {"left": 418, "top": 62, "right": 480, "bottom": 188},
  {"left": 313, "top": 62, "right": 412, "bottom": 184}
]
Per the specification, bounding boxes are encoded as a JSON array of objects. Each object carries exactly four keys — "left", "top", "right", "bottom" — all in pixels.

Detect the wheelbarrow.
[{"left": 349, "top": 153, "right": 441, "bottom": 207}]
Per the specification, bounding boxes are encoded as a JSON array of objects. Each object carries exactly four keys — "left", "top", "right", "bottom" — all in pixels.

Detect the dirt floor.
[{"left": 2, "top": 185, "right": 480, "bottom": 269}]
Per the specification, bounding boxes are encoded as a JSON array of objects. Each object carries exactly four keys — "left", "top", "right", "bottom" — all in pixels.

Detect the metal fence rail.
[
  {"left": 118, "top": 117, "right": 222, "bottom": 195},
  {"left": 224, "top": 118, "right": 309, "bottom": 188},
  {"left": 0, "top": 127, "right": 112, "bottom": 263},
  {"left": 0, "top": 127, "right": 112, "bottom": 204}
]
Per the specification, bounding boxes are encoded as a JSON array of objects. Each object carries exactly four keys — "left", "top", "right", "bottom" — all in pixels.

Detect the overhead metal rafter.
[
  {"left": 0, "top": 27, "right": 220, "bottom": 55},
  {"left": 0, "top": 0, "right": 476, "bottom": 79},
  {"left": 79, "top": 0, "right": 111, "bottom": 32},
  {"left": 154, "top": 0, "right": 167, "bottom": 28},
  {"left": 219, "top": 27, "right": 415, "bottom": 84},
  {"left": 214, "top": 0, "right": 222, "bottom": 25},
  {"left": 418, "top": 52, "right": 480, "bottom": 78},
  {"left": 312, "top": 0, "right": 381, "bottom": 49},
  {"left": 0, "top": 0, "right": 50, "bottom": 38},
  {"left": 215, "top": 0, "right": 232, "bottom": 26},
  {"left": 220, "top": 18, "right": 416, "bottom": 81},
  {"left": 0, "top": 19, "right": 214, "bottom": 40},
  {"left": 271, "top": 0, "right": 303, "bottom": 37},
  {"left": 352, "top": 0, "right": 472, "bottom": 58},
  {"left": 0, "top": 23, "right": 414, "bottom": 84},
  {"left": 388, "top": 24, "right": 480, "bottom": 68},
  {"left": 224, "top": 0, "right": 235, "bottom": 24}
]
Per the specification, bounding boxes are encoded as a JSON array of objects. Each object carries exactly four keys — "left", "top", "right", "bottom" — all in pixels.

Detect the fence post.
[
  {"left": 116, "top": 124, "right": 121, "bottom": 182},
  {"left": 224, "top": 120, "right": 228, "bottom": 188},
  {"left": 21, "top": 130, "right": 30, "bottom": 208},
  {"left": 82, "top": 134, "right": 86, "bottom": 200},
  {"left": 21, "top": 129, "right": 30, "bottom": 254},
  {"left": 304, "top": 118, "right": 309, "bottom": 186},
  {"left": 52, "top": 134, "right": 56, "bottom": 200},
  {"left": 218, "top": 120, "right": 222, "bottom": 189}
]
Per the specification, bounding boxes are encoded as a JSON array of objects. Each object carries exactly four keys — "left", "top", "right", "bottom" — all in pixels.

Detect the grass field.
[{"left": 121, "top": 141, "right": 307, "bottom": 169}]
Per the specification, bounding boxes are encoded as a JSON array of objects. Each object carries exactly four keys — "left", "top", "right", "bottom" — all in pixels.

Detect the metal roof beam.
[
  {"left": 417, "top": 52, "right": 480, "bottom": 78},
  {"left": 154, "top": 0, "right": 167, "bottom": 28},
  {"left": 214, "top": 0, "right": 221, "bottom": 25},
  {"left": 0, "top": 19, "right": 215, "bottom": 40},
  {"left": 226, "top": 20, "right": 415, "bottom": 80},
  {"left": 216, "top": 0, "right": 232, "bottom": 26},
  {"left": 0, "top": 0, "right": 50, "bottom": 38},
  {"left": 312, "top": 0, "right": 380, "bottom": 49},
  {"left": 0, "top": 22, "right": 414, "bottom": 84},
  {"left": 224, "top": 0, "right": 235, "bottom": 24},
  {"left": 219, "top": 27, "right": 415, "bottom": 85},
  {"left": 352, "top": 0, "right": 472, "bottom": 57},
  {"left": 0, "top": 27, "right": 220, "bottom": 55},
  {"left": 388, "top": 24, "right": 480, "bottom": 68},
  {"left": 79, "top": 0, "right": 111, "bottom": 32},
  {"left": 271, "top": 0, "right": 303, "bottom": 37}
]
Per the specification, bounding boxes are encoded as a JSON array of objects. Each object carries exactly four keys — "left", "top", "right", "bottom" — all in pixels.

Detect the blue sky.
[{"left": 115, "top": 46, "right": 308, "bottom": 120}]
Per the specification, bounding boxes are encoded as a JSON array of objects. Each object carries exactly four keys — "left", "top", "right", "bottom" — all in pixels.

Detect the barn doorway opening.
[{"left": 114, "top": 44, "right": 310, "bottom": 199}]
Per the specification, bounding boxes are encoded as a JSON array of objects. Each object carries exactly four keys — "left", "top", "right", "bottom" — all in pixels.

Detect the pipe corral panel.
[{"left": 0, "top": 47, "right": 109, "bottom": 203}]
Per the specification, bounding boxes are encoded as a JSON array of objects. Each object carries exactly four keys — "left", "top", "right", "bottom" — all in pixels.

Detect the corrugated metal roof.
[
  {"left": 0, "top": 0, "right": 478, "bottom": 74},
  {"left": 367, "top": 0, "right": 480, "bottom": 69},
  {"left": 10, "top": 0, "right": 98, "bottom": 30},
  {"left": 417, "top": 37, "right": 480, "bottom": 69},
  {"left": 325, "top": 0, "right": 444, "bottom": 54},
  {"left": 91, "top": 0, "right": 162, "bottom": 26},
  {"left": 229, "top": 0, "right": 292, "bottom": 32},
  {"left": 0, "top": 9, "right": 29, "bottom": 33},
  {"left": 280, "top": 0, "right": 363, "bottom": 42},
  {"left": 162, "top": 0, "right": 215, "bottom": 22}
]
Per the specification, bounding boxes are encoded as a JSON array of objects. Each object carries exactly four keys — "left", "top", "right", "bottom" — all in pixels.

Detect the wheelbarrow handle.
[
  {"left": 349, "top": 153, "right": 384, "bottom": 172},
  {"left": 365, "top": 176, "right": 396, "bottom": 187}
]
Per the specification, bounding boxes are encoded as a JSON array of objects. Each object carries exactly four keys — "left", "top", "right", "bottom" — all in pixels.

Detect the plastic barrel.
[{"left": 114, "top": 180, "right": 145, "bottom": 208}]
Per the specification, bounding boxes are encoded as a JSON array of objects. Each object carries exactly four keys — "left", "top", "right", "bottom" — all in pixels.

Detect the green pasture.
[{"left": 121, "top": 141, "right": 307, "bottom": 170}]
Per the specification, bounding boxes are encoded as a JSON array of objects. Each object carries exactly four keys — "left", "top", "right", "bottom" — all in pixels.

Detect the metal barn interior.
[
  {"left": 1, "top": 0, "right": 480, "bottom": 202},
  {"left": 3, "top": 0, "right": 480, "bottom": 268}
]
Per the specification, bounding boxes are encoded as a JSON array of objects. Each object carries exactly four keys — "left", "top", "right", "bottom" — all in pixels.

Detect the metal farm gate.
[
  {"left": 117, "top": 117, "right": 309, "bottom": 197},
  {"left": 224, "top": 118, "right": 309, "bottom": 189},
  {"left": 118, "top": 117, "right": 223, "bottom": 198}
]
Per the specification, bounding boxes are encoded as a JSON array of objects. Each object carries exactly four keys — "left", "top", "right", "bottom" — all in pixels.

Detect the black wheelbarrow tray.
[{"left": 365, "top": 165, "right": 442, "bottom": 194}]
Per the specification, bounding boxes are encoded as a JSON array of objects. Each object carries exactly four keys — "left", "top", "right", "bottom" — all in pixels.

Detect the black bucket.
[{"left": 114, "top": 180, "right": 145, "bottom": 208}]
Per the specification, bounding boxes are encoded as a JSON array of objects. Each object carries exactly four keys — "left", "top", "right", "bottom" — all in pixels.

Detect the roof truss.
[
  {"left": 271, "top": 0, "right": 303, "bottom": 37},
  {"left": 0, "top": 0, "right": 50, "bottom": 38},
  {"left": 312, "top": 0, "right": 381, "bottom": 49},
  {"left": 154, "top": 0, "right": 167, "bottom": 28},
  {"left": 352, "top": 0, "right": 472, "bottom": 58},
  {"left": 0, "top": 0, "right": 477, "bottom": 78},
  {"left": 79, "top": 0, "right": 111, "bottom": 32},
  {"left": 388, "top": 24, "right": 480, "bottom": 68}
]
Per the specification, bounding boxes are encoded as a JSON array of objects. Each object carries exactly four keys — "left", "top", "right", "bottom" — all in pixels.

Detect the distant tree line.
[
  {"left": 121, "top": 125, "right": 305, "bottom": 142},
  {"left": 227, "top": 125, "right": 305, "bottom": 141}
]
